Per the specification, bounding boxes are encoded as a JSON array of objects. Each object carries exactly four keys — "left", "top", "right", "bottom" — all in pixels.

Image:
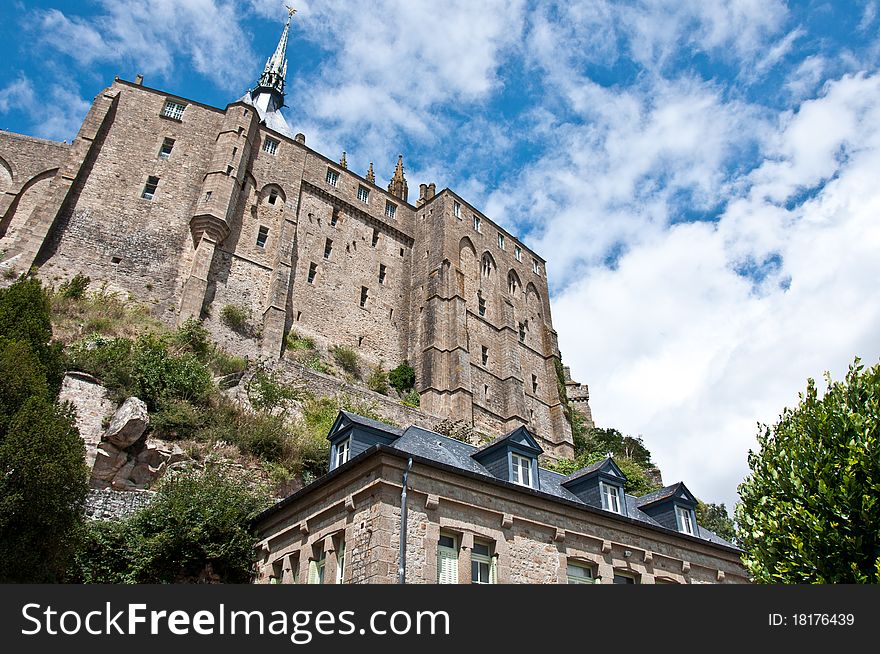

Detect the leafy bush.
[
  {"left": 220, "top": 304, "right": 249, "bottom": 333},
  {"left": 285, "top": 331, "right": 315, "bottom": 351},
  {"left": 207, "top": 349, "right": 248, "bottom": 376},
  {"left": 0, "top": 397, "right": 89, "bottom": 582},
  {"left": 389, "top": 361, "right": 416, "bottom": 395},
  {"left": 296, "top": 349, "right": 331, "bottom": 374},
  {"left": 246, "top": 368, "right": 299, "bottom": 412},
  {"left": 0, "top": 338, "right": 50, "bottom": 435},
  {"left": 72, "top": 467, "right": 271, "bottom": 583},
  {"left": 330, "top": 345, "right": 360, "bottom": 377},
  {"left": 173, "top": 318, "right": 211, "bottom": 357},
  {"left": 151, "top": 399, "right": 209, "bottom": 441},
  {"left": 736, "top": 359, "right": 880, "bottom": 583},
  {"left": 58, "top": 273, "right": 91, "bottom": 300},
  {"left": 402, "top": 390, "right": 420, "bottom": 408},
  {"left": 368, "top": 364, "right": 389, "bottom": 395}
]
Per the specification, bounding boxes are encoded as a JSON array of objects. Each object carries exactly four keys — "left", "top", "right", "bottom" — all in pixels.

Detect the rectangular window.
[
  {"left": 511, "top": 453, "right": 533, "bottom": 488},
  {"left": 268, "top": 189, "right": 279, "bottom": 205},
  {"left": 532, "top": 374, "right": 538, "bottom": 393},
  {"left": 515, "top": 245, "right": 522, "bottom": 262},
  {"left": 600, "top": 481, "right": 622, "bottom": 514},
  {"left": 533, "top": 258, "right": 541, "bottom": 275},
  {"left": 324, "top": 238, "right": 333, "bottom": 259},
  {"left": 263, "top": 137, "right": 279, "bottom": 155},
  {"left": 161, "top": 100, "right": 186, "bottom": 120},
  {"left": 478, "top": 296, "right": 486, "bottom": 317},
  {"left": 336, "top": 438, "right": 351, "bottom": 467},
  {"left": 385, "top": 201, "right": 397, "bottom": 219},
  {"left": 519, "top": 322, "right": 526, "bottom": 343},
  {"left": 613, "top": 572, "right": 636, "bottom": 584},
  {"left": 326, "top": 168, "right": 339, "bottom": 187},
  {"left": 378, "top": 264, "right": 387, "bottom": 285},
  {"left": 141, "top": 176, "right": 159, "bottom": 200},
  {"left": 676, "top": 505, "right": 695, "bottom": 536},
  {"left": 566, "top": 562, "right": 595, "bottom": 585},
  {"left": 357, "top": 185, "right": 370, "bottom": 203},
  {"left": 453, "top": 201, "right": 461, "bottom": 218},
  {"left": 335, "top": 539, "right": 345, "bottom": 584},
  {"left": 481, "top": 346, "right": 489, "bottom": 366},
  {"left": 330, "top": 208, "right": 339, "bottom": 226},
  {"left": 307, "top": 262, "right": 317, "bottom": 284},
  {"left": 371, "top": 229, "right": 379, "bottom": 247},
  {"left": 498, "top": 232, "right": 505, "bottom": 249},
  {"left": 158, "top": 137, "right": 175, "bottom": 159},
  {"left": 308, "top": 550, "right": 326, "bottom": 584},
  {"left": 473, "top": 215, "right": 481, "bottom": 233},
  {"left": 471, "top": 540, "right": 495, "bottom": 584},
  {"left": 437, "top": 534, "right": 459, "bottom": 584},
  {"left": 204, "top": 190, "right": 212, "bottom": 203},
  {"left": 256, "top": 225, "right": 269, "bottom": 248},
  {"left": 360, "top": 286, "right": 368, "bottom": 308}
]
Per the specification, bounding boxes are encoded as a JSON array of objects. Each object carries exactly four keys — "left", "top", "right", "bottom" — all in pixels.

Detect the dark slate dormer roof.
[
  {"left": 305, "top": 412, "right": 738, "bottom": 551},
  {"left": 636, "top": 482, "right": 697, "bottom": 509},
  {"left": 472, "top": 425, "right": 543, "bottom": 458},
  {"left": 561, "top": 456, "right": 627, "bottom": 487}
]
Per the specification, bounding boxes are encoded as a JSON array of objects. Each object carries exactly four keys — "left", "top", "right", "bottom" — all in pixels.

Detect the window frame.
[
  {"left": 437, "top": 533, "right": 459, "bottom": 584},
  {"left": 599, "top": 480, "right": 623, "bottom": 514},
  {"left": 470, "top": 540, "right": 495, "bottom": 585},
  {"left": 473, "top": 215, "right": 481, "bottom": 233},
  {"left": 158, "top": 137, "right": 175, "bottom": 160},
  {"left": 357, "top": 185, "right": 370, "bottom": 204},
  {"left": 498, "top": 232, "right": 505, "bottom": 249},
  {"left": 256, "top": 225, "right": 269, "bottom": 248},
  {"left": 676, "top": 504, "right": 696, "bottom": 536},
  {"left": 515, "top": 245, "right": 522, "bottom": 262},
  {"left": 263, "top": 137, "right": 279, "bottom": 155},
  {"left": 566, "top": 561, "right": 596, "bottom": 584},
  {"left": 335, "top": 437, "right": 351, "bottom": 467},
  {"left": 384, "top": 200, "right": 397, "bottom": 219},
  {"left": 335, "top": 539, "right": 346, "bottom": 584},
  {"left": 453, "top": 201, "right": 462, "bottom": 218},
  {"left": 511, "top": 453, "right": 533, "bottom": 488},
  {"left": 141, "top": 176, "right": 160, "bottom": 201},
  {"left": 307, "top": 262, "right": 317, "bottom": 284},
  {"left": 326, "top": 168, "right": 340, "bottom": 187},
  {"left": 161, "top": 100, "right": 186, "bottom": 121}
]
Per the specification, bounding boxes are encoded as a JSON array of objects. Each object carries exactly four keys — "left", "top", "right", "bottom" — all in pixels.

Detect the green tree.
[
  {"left": 0, "top": 397, "right": 89, "bottom": 582},
  {"left": 736, "top": 359, "right": 880, "bottom": 583},
  {"left": 388, "top": 361, "right": 416, "bottom": 395},
  {"left": 696, "top": 501, "right": 736, "bottom": 544}
]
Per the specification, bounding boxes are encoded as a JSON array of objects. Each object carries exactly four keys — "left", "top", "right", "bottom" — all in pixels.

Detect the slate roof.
[
  {"left": 635, "top": 482, "right": 686, "bottom": 508},
  {"left": 368, "top": 419, "right": 737, "bottom": 551},
  {"left": 336, "top": 410, "right": 406, "bottom": 438}
]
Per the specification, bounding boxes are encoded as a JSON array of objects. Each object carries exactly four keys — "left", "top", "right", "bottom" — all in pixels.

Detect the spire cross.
[{"left": 287, "top": 5, "right": 297, "bottom": 19}]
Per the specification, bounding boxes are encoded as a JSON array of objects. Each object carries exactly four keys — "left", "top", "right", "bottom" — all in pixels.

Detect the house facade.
[{"left": 253, "top": 412, "right": 749, "bottom": 584}]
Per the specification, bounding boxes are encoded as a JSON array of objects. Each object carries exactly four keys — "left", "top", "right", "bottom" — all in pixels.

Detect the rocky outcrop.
[
  {"left": 59, "top": 372, "right": 117, "bottom": 470},
  {"left": 104, "top": 397, "right": 149, "bottom": 448}
]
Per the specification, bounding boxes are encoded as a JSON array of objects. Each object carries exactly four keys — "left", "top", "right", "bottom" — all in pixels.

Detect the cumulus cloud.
[{"left": 0, "top": 75, "right": 36, "bottom": 114}]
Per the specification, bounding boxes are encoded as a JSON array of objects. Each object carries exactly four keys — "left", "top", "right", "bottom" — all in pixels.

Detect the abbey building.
[{"left": 0, "top": 13, "right": 584, "bottom": 458}]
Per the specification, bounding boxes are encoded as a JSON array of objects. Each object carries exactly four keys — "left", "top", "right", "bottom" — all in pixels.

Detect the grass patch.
[{"left": 330, "top": 345, "right": 359, "bottom": 377}]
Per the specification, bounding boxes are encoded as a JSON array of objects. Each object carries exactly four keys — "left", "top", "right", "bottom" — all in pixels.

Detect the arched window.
[
  {"left": 481, "top": 254, "right": 493, "bottom": 277},
  {"left": 508, "top": 271, "right": 520, "bottom": 295}
]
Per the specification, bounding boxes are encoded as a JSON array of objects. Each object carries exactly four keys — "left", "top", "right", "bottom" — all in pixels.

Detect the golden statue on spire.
[{"left": 287, "top": 5, "right": 297, "bottom": 18}]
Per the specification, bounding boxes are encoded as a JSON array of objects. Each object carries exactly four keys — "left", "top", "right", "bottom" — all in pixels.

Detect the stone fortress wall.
[{"left": 0, "top": 77, "right": 586, "bottom": 459}]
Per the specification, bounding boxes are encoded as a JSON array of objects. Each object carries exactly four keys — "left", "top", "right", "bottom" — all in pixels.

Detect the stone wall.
[
  {"left": 85, "top": 488, "right": 155, "bottom": 520},
  {"left": 58, "top": 372, "right": 117, "bottom": 470}
]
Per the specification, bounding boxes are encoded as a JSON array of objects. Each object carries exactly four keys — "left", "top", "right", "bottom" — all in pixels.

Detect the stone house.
[{"left": 253, "top": 412, "right": 749, "bottom": 585}]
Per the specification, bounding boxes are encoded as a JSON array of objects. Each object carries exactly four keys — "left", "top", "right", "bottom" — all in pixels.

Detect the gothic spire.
[
  {"left": 366, "top": 162, "right": 375, "bottom": 184},
  {"left": 388, "top": 154, "right": 408, "bottom": 202},
  {"left": 253, "top": 7, "right": 296, "bottom": 113},
  {"left": 340, "top": 151, "right": 348, "bottom": 169}
]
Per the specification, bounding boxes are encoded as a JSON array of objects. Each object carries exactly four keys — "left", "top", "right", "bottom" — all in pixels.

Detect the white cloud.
[
  {"left": 34, "top": 0, "right": 258, "bottom": 91},
  {"left": 554, "top": 73, "right": 880, "bottom": 508},
  {"left": 0, "top": 75, "right": 36, "bottom": 114},
  {"left": 0, "top": 73, "right": 89, "bottom": 142}
]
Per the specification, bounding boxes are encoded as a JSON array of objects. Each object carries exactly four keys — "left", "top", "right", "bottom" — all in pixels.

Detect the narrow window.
[
  {"left": 600, "top": 481, "right": 622, "bottom": 514},
  {"left": 532, "top": 374, "right": 538, "bottom": 393},
  {"left": 484, "top": 384, "right": 490, "bottom": 401},
  {"left": 389, "top": 308, "right": 394, "bottom": 320},
  {"left": 268, "top": 189, "right": 278, "bottom": 205},
  {"left": 400, "top": 248, "right": 404, "bottom": 257},
  {"left": 518, "top": 322, "right": 526, "bottom": 343},
  {"left": 566, "top": 563, "right": 595, "bottom": 585},
  {"left": 360, "top": 286, "right": 368, "bottom": 308},
  {"left": 256, "top": 225, "right": 269, "bottom": 248},
  {"left": 326, "top": 168, "right": 339, "bottom": 187},
  {"left": 453, "top": 201, "right": 462, "bottom": 218},
  {"left": 471, "top": 540, "right": 495, "bottom": 584},
  {"left": 511, "top": 453, "right": 533, "bottom": 488},
  {"left": 226, "top": 165, "right": 234, "bottom": 175},
  {"left": 141, "top": 176, "right": 159, "bottom": 200},
  {"left": 336, "top": 437, "right": 351, "bottom": 467},
  {"left": 385, "top": 201, "right": 397, "bottom": 219},
  {"left": 263, "top": 136, "right": 279, "bottom": 155},
  {"left": 371, "top": 229, "right": 379, "bottom": 247},
  {"left": 158, "top": 137, "right": 175, "bottom": 159},
  {"left": 204, "top": 190, "right": 212, "bottom": 203},
  {"left": 533, "top": 258, "right": 541, "bottom": 275},
  {"left": 331, "top": 208, "right": 339, "bottom": 226},
  {"left": 335, "top": 539, "right": 346, "bottom": 584},
  {"left": 357, "top": 185, "right": 370, "bottom": 203},
  {"left": 161, "top": 100, "right": 186, "bottom": 120},
  {"left": 324, "top": 238, "right": 333, "bottom": 259},
  {"left": 307, "top": 262, "right": 317, "bottom": 284},
  {"left": 378, "top": 264, "right": 387, "bottom": 285},
  {"left": 481, "top": 254, "right": 492, "bottom": 277},
  {"left": 676, "top": 506, "right": 695, "bottom": 536},
  {"left": 481, "top": 346, "right": 489, "bottom": 366},
  {"left": 515, "top": 245, "right": 522, "bottom": 262},
  {"left": 437, "top": 534, "right": 459, "bottom": 584},
  {"left": 478, "top": 296, "right": 486, "bottom": 317},
  {"left": 473, "top": 215, "right": 481, "bottom": 233},
  {"left": 508, "top": 273, "right": 518, "bottom": 294},
  {"left": 498, "top": 232, "right": 505, "bottom": 249},
  {"left": 308, "top": 549, "right": 326, "bottom": 584},
  {"left": 232, "top": 146, "right": 237, "bottom": 158}
]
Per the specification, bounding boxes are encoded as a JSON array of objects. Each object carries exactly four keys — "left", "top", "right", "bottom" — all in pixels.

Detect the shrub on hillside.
[
  {"left": 368, "top": 364, "right": 389, "bottom": 395},
  {"left": 220, "top": 304, "right": 249, "bottom": 334},
  {"left": 330, "top": 345, "right": 360, "bottom": 377},
  {"left": 389, "top": 361, "right": 416, "bottom": 395}
]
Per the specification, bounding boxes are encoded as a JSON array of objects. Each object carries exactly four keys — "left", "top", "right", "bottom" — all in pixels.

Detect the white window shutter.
[
  {"left": 437, "top": 548, "right": 458, "bottom": 584},
  {"left": 308, "top": 560, "right": 319, "bottom": 585},
  {"left": 489, "top": 556, "right": 498, "bottom": 584}
]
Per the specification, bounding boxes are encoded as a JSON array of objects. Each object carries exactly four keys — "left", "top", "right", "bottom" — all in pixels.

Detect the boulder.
[
  {"left": 104, "top": 397, "right": 150, "bottom": 448},
  {"left": 92, "top": 442, "right": 129, "bottom": 485}
]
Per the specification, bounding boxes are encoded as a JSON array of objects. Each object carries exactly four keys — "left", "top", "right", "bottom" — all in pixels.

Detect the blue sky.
[{"left": 2, "top": 0, "right": 880, "bottom": 511}]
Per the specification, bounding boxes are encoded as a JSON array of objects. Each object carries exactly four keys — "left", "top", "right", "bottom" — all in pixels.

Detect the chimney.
[
  {"left": 427, "top": 183, "right": 436, "bottom": 199},
  {"left": 295, "top": 133, "right": 306, "bottom": 144},
  {"left": 134, "top": 74, "right": 144, "bottom": 85},
  {"left": 417, "top": 183, "right": 428, "bottom": 207}
]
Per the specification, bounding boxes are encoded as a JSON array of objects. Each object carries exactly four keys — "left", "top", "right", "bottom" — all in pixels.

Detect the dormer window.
[
  {"left": 335, "top": 437, "right": 351, "bottom": 467},
  {"left": 676, "top": 505, "right": 695, "bottom": 536},
  {"left": 600, "top": 480, "right": 623, "bottom": 514},
  {"left": 511, "top": 453, "right": 533, "bottom": 488}
]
